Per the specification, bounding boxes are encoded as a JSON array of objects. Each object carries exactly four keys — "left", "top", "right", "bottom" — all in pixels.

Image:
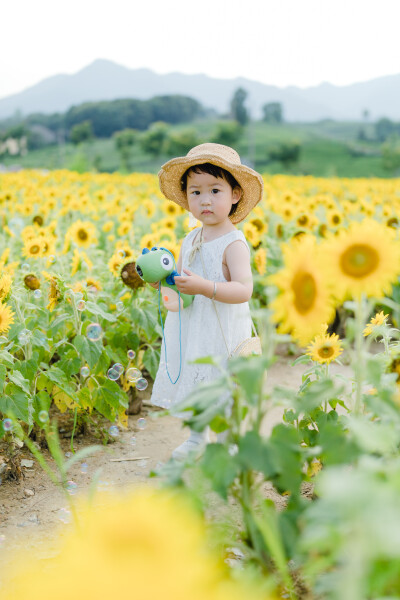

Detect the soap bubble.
[
  {"left": 74, "top": 292, "right": 83, "bottom": 301},
  {"left": 66, "top": 480, "right": 77, "bottom": 495},
  {"left": 18, "top": 329, "right": 31, "bottom": 345},
  {"left": 76, "top": 300, "right": 86, "bottom": 311},
  {"left": 33, "top": 289, "right": 42, "bottom": 299},
  {"left": 135, "top": 377, "right": 148, "bottom": 391},
  {"left": 80, "top": 366, "right": 90, "bottom": 378},
  {"left": 65, "top": 451, "right": 72, "bottom": 458},
  {"left": 2, "top": 419, "right": 13, "bottom": 432},
  {"left": 48, "top": 255, "right": 56, "bottom": 264},
  {"left": 126, "top": 367, "right": 141, "bottom": 382},
  {"left": 116, "top": 301, "right": 124, "bottom": 313},
  {"left": 137, "top": 418, "right": 147, "bottom": 430},
  {"left": 80, "top": 462, "right": 88, "bottom": 474},
  {"left": 108, "top": 425, "right": 119, "bottom": 437},
  {"left": 127, "top": 349, "right": 136, "bottom": 360},
  {"left": 130, "top": 436, "right": 137, "bottom": 446},
  {"left": 58, "top": 508, "right": 71, "bottom": 524},
  {"left": 38, "top": 410, "right": 49, "bottom": 423},
  {"left": 21, "top": 263, "right": 30, "bottom": 272},
  {"left": 107, "top": 367, "right": 120, "bottom": 381},
  {"left": 86, "top": 323, "right": 103, "bottom": 342},
  {"left": 113, "top": 363, "right": 124, "bottom": 375},
  {"left": 117, "top": 249, "right": 126, "bottom": 258}
]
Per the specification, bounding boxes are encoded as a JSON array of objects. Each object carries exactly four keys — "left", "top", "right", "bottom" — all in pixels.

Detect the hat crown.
[{"left": 187, "top": 143, "right": 241, "bottom": 165}]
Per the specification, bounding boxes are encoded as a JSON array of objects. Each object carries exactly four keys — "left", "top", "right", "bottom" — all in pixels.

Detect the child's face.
[{"left": 186, "top": 171, "right": 240, "bottom": 226}]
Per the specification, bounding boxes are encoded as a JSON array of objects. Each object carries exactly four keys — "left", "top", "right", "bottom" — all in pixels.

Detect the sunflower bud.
[
  {"left": 24, "top": 274, "right": 41, "bottom": 290},
  {"left": 120, "top": 262, "right": 145, "bottom": 290}
]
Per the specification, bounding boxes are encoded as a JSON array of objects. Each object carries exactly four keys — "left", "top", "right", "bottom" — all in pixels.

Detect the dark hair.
[{"left": 180, "top": 163, "right": 241, "bottom": 217}]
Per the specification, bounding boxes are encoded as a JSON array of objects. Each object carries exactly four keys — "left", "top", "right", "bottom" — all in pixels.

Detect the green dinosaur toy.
[{"left": 135, "top": 246, "right": 194, "bottom": 311}]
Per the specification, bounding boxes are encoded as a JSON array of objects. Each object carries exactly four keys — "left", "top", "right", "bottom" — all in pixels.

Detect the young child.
[{"left": 149, "top": 143, "right": 264, "bottom": 459}]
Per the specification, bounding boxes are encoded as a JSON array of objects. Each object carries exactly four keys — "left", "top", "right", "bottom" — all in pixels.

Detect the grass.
[{"left": 0, "top": 118, "right": 395, "bottom": 179}]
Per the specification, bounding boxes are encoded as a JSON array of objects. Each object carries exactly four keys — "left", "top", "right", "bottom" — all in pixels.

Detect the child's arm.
[{"left": 175, "top": 240, "right": 253, "bottom": 304}]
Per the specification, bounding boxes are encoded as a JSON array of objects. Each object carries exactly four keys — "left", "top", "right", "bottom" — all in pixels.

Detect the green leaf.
[
  {"left": 50, "top": 313, "right": 72, "bottom": 331},
  {"left": 0, "top": 349, "right": 15, "bottom": 367},
  {"left": 85, "top": 301, "right": 117, "bottom": 322},
  {"left": 237, "top": 431, "right": 276, "bottom": 477},
  {"left": 94, "top": 377, "right": 126, "bottom": 415},
  {"left": 0, "top": 364, "right": 7, "bottom": 394},
  {"left": 8, "top": 370, "right": 30, "bottom": 394},
  {"left": 73, "top": 335, "right": 102, "bottom": 370},
  {"left": 0, "top": 392, "right": 30, "bottom": 423},
  {"left": 229, "top": 355, "right": 269, "bottom": 405},
  {"left": 269, "top": 424, "right": 303, "bottom": 495},
  {"left": 143, "top": 346, "right": 159, "bottom": 380},
  {"left": 201, "top": 443, "right": 240, "bottom": 499},
  {"left": 45, "top": 366, "right": 76, "bottom": 399},
  {"left": 291, "top": 354, "right": 311, "bottom": 366}
]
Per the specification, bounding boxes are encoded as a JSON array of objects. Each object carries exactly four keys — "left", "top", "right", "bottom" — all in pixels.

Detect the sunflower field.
[{"left": 3, "top": 169, "right": 400, "bottom": 598}]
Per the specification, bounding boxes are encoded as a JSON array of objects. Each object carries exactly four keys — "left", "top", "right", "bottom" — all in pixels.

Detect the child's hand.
[
  {"left": 148, "top": 281, "right": 160, "bottom": 289},
  {"left": 175, "top": 269, "right": 206, "bottom": 296}
]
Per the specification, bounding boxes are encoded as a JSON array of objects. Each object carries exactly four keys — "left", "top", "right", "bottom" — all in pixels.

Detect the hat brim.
[{"left": 158, "top": 153, "right": 264, "bottom": 224}]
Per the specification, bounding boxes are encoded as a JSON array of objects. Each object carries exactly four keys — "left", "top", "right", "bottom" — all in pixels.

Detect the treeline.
[{"left": 0, "top": 95, "right": 207, "bottom": 148}]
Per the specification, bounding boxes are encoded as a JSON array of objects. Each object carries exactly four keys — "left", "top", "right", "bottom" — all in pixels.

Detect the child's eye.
[
  {"left": 191, "top": 191, "right": 200, "bottom": 196},
  {"left": 211, "top": 189, "right": 220, "bottom": 194}
]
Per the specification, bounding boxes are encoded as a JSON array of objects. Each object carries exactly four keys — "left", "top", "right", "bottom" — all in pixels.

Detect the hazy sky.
[{"left": 1, "top": 0, "right": 400, "bottom": 99}]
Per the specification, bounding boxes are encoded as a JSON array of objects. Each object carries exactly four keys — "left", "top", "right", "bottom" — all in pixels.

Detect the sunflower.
[
  {"left": 0, "top": 302, "right": 14, "bottom": 334},
  {"left": 306, "top": 324, "right": 343, "bottom": 364},
  {"left": 242, "top": 223, "right": 261, "bottom": 248},
  {"left": 0, "top": 273, "right": 12, "bottom": 300},
  {"left": 117, "top": 221, "right": 132, "bottom": 236},
  {"left": 269, "top": 235, "right": 336, "bottom": 345},
  {"left": 102, "top": 220, "right": 114, "bottom": 233},
  {"left": 47, "top": 278, "right": 62, "bottom": 312},
  {"left": 254, "top": 248, "right": 267, "bottom": 275},
  {"left": 24, "top": 274, "right": 40, "bottom": 291},
  {"left": 363, "top": 311, "right": 389, "bottom": 336},
  {"left": 140, "top": 233, "right": 158, "bottom": 251},
  {"left": 22, "top": 237, "right": 45, "bottom": 259},
  {"left": 162, "top": 200, "right": 182, "bottom": 217},
  {"left": 67, "top": 220, "right": 97, "bottom": 248},
  {"left": 324, "top": 219, "right": 400, "bottom": 301},
  {"left": 249, "top": 216, "right": 268, "bottom": 235}
]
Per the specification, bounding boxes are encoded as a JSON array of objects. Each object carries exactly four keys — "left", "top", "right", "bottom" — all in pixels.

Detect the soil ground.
[{"left": 0, "top": 354, "right": 352, "bottom": 583}]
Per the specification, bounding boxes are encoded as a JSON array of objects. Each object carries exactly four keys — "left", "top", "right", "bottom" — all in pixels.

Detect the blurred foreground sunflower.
[{"left": 0, "top": 489, "right": 269, "bottom": 600}]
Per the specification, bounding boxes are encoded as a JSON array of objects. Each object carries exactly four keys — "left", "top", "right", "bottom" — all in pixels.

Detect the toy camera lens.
[{"left": 136, "top": 266, "right": 143, "bottom": 277}]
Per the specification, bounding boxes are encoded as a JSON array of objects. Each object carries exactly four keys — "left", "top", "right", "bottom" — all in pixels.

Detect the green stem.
[
  {"left": 70, "top": 407, "right": 78, "bottom": 452},
  {"left": 13, "top": 295, "right": 32, "bottom": 360},
  {"left": 354, "top": 296, "right": 365, "bottom": 414}
]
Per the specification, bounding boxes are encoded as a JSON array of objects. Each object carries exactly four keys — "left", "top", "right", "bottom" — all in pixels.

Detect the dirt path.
[{"left": 0, "top": 355, "right": 353, "bottom": 580}]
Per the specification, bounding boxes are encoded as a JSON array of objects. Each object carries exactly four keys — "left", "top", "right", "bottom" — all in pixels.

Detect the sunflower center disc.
[
  {"left": 319, "top": 346, "right": 334, "bottom": 358},
  {"left": 292, "top": 271, "right": 316, "bottom": 314},
  {"left": 340, "top": 244, "right": 379, "bottom": 278}
]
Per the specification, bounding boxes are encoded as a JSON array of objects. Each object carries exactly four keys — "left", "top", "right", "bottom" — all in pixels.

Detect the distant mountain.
[{"left": 0, "top": 58, "right": 399, "bottom": 122}]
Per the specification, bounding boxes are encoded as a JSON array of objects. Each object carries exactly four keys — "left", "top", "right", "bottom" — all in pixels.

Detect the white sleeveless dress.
[{"left": 150, "top": 227, "right": 253, "bottom": 409}]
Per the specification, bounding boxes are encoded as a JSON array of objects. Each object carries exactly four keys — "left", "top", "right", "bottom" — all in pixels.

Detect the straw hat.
[{"left": 158, "top": 143, "right": 264, "bottom": 224}]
